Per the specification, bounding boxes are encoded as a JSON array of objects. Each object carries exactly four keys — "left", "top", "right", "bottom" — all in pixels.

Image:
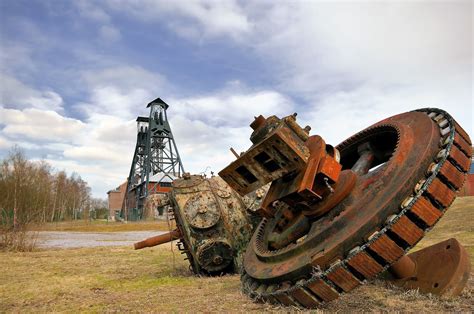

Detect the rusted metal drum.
[
  {"left": 168, "top": 174, "right": 265, "bottom": 275},
  {"left": 220, "top": 108, "right": 471, "bottom": 308}
]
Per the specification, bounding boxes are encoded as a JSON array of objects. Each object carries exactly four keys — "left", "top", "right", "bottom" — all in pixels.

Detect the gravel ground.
[{"left": 35, "top": 231, "right": 164, "bottom": 248}]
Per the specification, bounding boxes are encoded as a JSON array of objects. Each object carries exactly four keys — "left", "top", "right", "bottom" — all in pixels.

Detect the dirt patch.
[
  {"left": 36, "top": 231, "right": 164, "bottom": 249},
  {"left": 31, "top": 219, "right": 176, "bottom": 233}
]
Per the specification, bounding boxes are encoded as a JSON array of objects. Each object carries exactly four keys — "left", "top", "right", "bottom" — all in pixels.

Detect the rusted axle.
[{"left": 134, "top": 229, "right": 182, "bottom": 250}]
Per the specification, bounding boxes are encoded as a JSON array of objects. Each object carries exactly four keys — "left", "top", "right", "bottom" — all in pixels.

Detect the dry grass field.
[{"left": 1, "top": 197, "right": 473, "bottom": 312}]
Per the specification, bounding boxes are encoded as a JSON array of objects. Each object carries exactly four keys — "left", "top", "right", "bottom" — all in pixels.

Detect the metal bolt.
[
  {"left": 324, "top": 177, "right": 335, "bottom": 193},
  {"left": 213, "top": 255, "right": 223, "bottom": 265}
]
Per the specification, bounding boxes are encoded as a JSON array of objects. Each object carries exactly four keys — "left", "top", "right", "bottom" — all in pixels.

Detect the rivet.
[
  {"left": 440, "top": 127, "right": 451, "bottom": 136},
  {"left": 386, "top": 214, "right": 397, "bottom": 224},
  {"left": 330, "top": 259, "right": 342, "bottom": 268},
  {"left": 401, "top": 196, "right": 414, "bottom": 208},
  {"left": 433, "top": 114, "right": 444, "bottom": 122},
  {"left": 438, "top": 119, "right": 448, "bottom": 128},
  {"left": 414, "top": 179, "right": 426, "bottom": 193},
  {"left": 436, "top": 149, "right": 447, "bottom": 161},
  {"left": 348, "top": 246, "right": 360, "bottom": 256},
  {"left": 427, "top": 162, "right": 439, "bottom": 175},
  {"left": 368, "top": 231, "right": 379, "bottom": 241},
  {"left": 439, "top": 136, "right": 450, "bottom": 147}
]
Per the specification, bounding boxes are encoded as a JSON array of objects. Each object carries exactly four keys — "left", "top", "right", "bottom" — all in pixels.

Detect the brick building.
[
  {"left": 108, "top": 173, "right": 175, "bottom": 221},
  {"left": 107, "top": 181, "right": 127, "bottom": 220}
]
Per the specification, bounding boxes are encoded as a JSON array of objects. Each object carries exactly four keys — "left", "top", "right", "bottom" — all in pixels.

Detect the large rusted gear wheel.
[{"left": 240, "top": 108, "right": 472, "bottom": 308}]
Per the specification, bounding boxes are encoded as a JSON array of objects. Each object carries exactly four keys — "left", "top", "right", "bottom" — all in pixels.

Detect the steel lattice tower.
[{"left": 125, "top": 98, "right": 184, "bottom": 220}]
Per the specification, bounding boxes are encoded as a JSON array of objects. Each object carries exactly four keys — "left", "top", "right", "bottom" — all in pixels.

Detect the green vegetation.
[{"left": 0, "top": 197, "right": 472, "bottom": 312}]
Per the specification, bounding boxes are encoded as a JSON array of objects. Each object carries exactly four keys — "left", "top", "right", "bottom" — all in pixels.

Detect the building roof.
[
  {"left": 136, "top": 116, "right": 149, "bottom": 122},
  {"left": 146, "top": 97, "right": 169, "bottom": 110},
  {"left": 149, "top": 172, "right": 176, "bottom": 183},
  {"left": 106, "top": 181, "right": 128, "bottom": 194}
]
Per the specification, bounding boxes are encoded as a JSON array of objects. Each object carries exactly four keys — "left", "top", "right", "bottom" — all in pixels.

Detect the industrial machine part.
[
  {"left": 134, "top": 174, "right": 267, "bottom": 275},
  {"left": 219, "top": 108, "right": 472, "bottom": 308},
  {"left": 134, "top": 229, "right": 181, "bottom": 250},
  {"left": 389, "top": 238, "right": 470, "bottom": 297}
]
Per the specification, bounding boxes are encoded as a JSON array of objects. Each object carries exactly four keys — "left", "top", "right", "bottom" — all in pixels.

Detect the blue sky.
[{"left": 0, "top": 0, "right": 472, "bottom": 198}]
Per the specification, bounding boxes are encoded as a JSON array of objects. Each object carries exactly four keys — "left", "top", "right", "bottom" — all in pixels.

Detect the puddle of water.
[{"left": 36, "top": 231, "right": 165, "bottom": 249}]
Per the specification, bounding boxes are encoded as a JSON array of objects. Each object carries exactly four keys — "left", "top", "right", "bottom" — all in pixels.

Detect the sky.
[{"left": 0, "top": 0, "right": 472, "bottom": 198}]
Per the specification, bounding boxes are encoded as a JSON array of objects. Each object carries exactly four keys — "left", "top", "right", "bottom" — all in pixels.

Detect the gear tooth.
[
  {"left": 368, "top": 234, "right": 404, "bottom": 263},
  {"left": 274, "top": 283, "right": 300, "bottom": 307},
  {"left": 454, "top": 121, "right": 472, "bottom": 145},
  {"left": 390, "top": 215, "right": 424, "bottom": 246},
  {"left": 409, "top": 196, "right": 442, "bottom": 227},
  {"left": 326, "top": 266, "right": 360, "bottom": 292},
  {"left": 289, "top": 286, "right": 321, "bottom": 308},
  {"left": 453, "top": 132, "right": 472, "bottom": 158},
  {"left": 438, "top": 159, "right": 466, "bottom": 190},
  {"left": 274, "top": 293, "right": 300, "bottom": 307},
  {"left": 448, "top": 145, "right": 471, "bottom": 173},
  {"left": 347, "top": 251, "right": 383, "bottom": 279},
  {"left": 425, "top": 177, "right": 456, "bottom": 208},
  {"left": 306, "top": 279, "right": 339, "bottom": 302}
]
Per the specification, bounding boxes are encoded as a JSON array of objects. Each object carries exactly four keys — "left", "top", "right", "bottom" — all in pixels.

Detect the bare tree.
[{"left": 0, "top": 147, "right": 93, "bottom": 227}]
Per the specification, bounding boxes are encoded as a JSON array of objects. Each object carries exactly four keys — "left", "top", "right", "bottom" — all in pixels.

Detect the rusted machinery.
[
  {"left": 134, "top": 173, "right": 267, "bottom": 275},
  {"left": 219, "top": 108, "right": 472, "bottom": 308}
]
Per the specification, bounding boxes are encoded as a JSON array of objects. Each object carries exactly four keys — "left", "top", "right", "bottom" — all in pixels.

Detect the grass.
[
  {"left": 1, "top": 197, "right": 473, "bottom": 312},
  {"left": 30, "top": 219, "right": 176, "bottom": 232}
]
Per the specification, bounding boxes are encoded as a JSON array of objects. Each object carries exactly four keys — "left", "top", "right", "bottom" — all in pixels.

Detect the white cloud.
[
  {"left": 77, "top": 66, "right": 167, "bottom": 119},
  {"left": 249, "top": 2, "right": 471, "bottom": 90},
  {"left": 297, "top": 84, "right": 471, "bottom": 146},
  {"left": 73, "top": 0, "right": 122, "bottom": 44},
  {"left": 243, "top": 1, "right": 473, "bottom": 139},
  {"left": 106, "top": 0, "right": 252, "bottom": 40},
  {"left": 82, "top": 66, "right": 164, "bottom": 91},
  {"left": 0, "top": 107, "right": 84, "bottom": 142},
  {"left": 0, "top": 40, "right": 36, "bottom": 74},
  {"left": 0, "top": 135, "right": 12, "bottom": 149},
  {"left": 0, "top": 106, "right": 137, "bottom": 197},
  {"left": 2, "top": 1, "right": 472, "bottom": 199},
  {"left": 0, "top": 74, "right": 64, "bottom": 112},
  {"left": 0, "top": 65, "right": 165, "bottom": 197},
  {"left": 75, "top": 0, "right": 111, "bottom": 23},
  {"left": 170, "top": 89, "right": 294, "bottom": 127},
  {"left": 99, "top": 25, "right": 121, "bottom": 42}
]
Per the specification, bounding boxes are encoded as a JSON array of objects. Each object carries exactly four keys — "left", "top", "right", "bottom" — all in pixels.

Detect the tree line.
[{"left": 0, "top": 147, "right": 104, "bottom": 227}]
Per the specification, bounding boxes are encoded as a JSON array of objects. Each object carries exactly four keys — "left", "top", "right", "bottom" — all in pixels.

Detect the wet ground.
[{"left": 36, "top": 231, "right": 164, "bottom": 249}]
